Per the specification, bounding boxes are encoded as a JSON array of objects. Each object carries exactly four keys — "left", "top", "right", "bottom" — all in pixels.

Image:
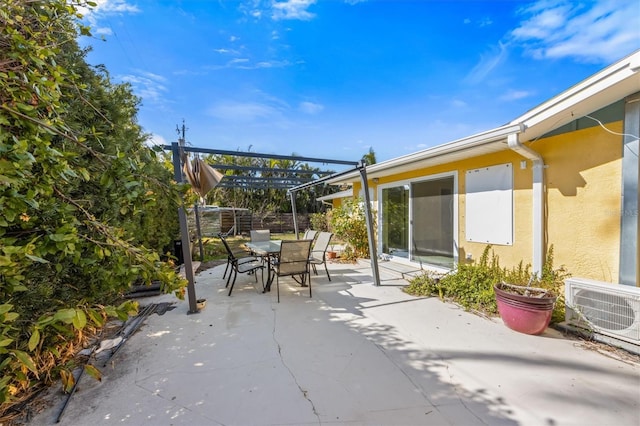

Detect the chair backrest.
[
  {"left": 217, "top": 233, "right": 236, "bottom": 259},
  {"left": 303, "top": 229, "right": 317, "bottom": 241},
  {"left": 250, "top": 229, "right": 271, "bottom": 242},
  {"left": 277, "top": 239, "right": 313, "bottom": 276},
  {"left": 311, "top": 232, "right": 333, "bottom": 260}
]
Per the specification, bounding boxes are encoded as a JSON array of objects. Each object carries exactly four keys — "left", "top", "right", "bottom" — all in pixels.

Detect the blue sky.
[{"left": 79, "top": 0, "right": 640, "bottom": 165}]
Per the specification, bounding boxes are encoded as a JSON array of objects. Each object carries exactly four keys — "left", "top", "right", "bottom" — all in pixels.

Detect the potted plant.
[
  {"left": 404, "top": 245, "right": 568, "bottom": 336},
  {"left": 493, "top": 246, "right": 568, "bottom": 335},
  {"left": 494, "top": 281, "right": 557, "bottom": 335}
]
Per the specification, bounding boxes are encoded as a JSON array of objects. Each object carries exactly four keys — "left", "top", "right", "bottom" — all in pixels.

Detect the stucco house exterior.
[{"left": 329, "top": 50, "right": 639, "bottom": 292}]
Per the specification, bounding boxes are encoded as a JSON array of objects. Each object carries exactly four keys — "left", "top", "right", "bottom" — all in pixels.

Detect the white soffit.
[
  {"left": 516, "top": 50, "right": 640, "bottom": 141},
  {"left": 317, "top": 188, "right": 353, "bottom": 201}
]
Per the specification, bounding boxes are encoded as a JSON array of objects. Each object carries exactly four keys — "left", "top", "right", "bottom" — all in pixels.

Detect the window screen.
[{"left": 465, "top": 163, "right": 513, "bottom": 245}]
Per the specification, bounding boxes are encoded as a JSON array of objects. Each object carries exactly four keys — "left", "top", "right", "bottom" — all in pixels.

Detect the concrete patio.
[{"left": 32, "top": 260, "right": 639, "bottom": 425}]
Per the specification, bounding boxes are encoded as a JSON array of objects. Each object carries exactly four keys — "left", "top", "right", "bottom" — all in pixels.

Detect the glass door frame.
[{"left": 377, "top": 171, "right": 459, "bottom": 270}]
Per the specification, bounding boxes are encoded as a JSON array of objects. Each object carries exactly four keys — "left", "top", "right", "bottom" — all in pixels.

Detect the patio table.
[{"left": 244, "top": 240, "right": 281, "bottom": 292}]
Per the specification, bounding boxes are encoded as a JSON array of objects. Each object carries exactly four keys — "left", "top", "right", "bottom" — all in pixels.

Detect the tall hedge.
[{"left": 0, "top": 0, "right": 186, "bottom": 412}]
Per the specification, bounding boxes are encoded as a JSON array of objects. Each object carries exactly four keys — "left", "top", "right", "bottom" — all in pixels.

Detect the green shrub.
[
  {"left": 329, "top": 198, "right": 370, "bottom": 258},
  {"left": 309, "top": 212, "right": 329, "bottom": 231},
  {"left": 404, "top": 245, "right": 569, "bottom": 323}
]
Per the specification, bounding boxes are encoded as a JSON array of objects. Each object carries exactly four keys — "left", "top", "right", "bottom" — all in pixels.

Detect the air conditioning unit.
[{"left": 565, "top": 278, "right": 640, "bottom": 345}]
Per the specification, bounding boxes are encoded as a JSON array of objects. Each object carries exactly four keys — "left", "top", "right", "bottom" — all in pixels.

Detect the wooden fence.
[{"left": 188, "top": 209, "right": 310, "bottom": 237}]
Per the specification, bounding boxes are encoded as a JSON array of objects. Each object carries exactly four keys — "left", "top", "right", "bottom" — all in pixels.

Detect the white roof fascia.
[
  {"left": 515, "top": 50, "right": 640, "bottom": 141},
  {"left": 327, "top": 123, "right": 523, "bottom": 184},
  {"left": 317, "top": 189, "right": 353, "bottom": 202}
]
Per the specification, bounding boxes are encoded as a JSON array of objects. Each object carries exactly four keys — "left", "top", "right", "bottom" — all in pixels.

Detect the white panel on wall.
[{"left": 465, "top": 163, "right": 513, "bottom": 245}]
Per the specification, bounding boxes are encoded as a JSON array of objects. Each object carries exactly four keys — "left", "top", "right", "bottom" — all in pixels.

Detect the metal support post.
[
  {"left": 358, "top": 162, "right": 380, "bottom": 286},
  {"left": 194, "top": 201, "right": 204, "bottom": 261},
  {"left": 289, "top": 191, "right": 299, "bottom": 238},
  {"left": 172, "top": 142, "right": 199, "bottom": 314}
]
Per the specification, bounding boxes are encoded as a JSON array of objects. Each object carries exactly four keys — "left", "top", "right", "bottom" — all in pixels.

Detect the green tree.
[
  {"left": 362, "top": 147, "right": 377, "bottom": 165},
  {"left": 0, "top": 0, "right": 186, "bottom": 410}
]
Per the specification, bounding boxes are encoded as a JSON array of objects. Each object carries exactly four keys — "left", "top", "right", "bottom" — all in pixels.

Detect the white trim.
[
  {"left": 316, "top": 188, "right": 353, "bottom": 202},
  {"left": 514, "top": 50, "right": 640, "bottom": 140},
  {"left": 330, "top": 124, "right": 524, "bottom": 183}
]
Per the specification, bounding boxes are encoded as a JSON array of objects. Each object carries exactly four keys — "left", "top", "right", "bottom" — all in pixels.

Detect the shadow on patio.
[{"left": 32, "top": 260, "right": 640, "bottom": 426}]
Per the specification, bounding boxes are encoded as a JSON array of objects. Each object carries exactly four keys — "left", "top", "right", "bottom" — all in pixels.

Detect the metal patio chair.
[
  {"left": 249, "top": 229, "right": 271, "bottom": 265},
  {"left": 303, "top": 229, "right": 317, "bottom": 241},
  {"left": 250, "top": 229, "right": 271, "bottom": 242},
  {"left": 217, "top": 233, "right": 264, "bottom": 296},
  {"left": 272, "top": 239, "right": 313, "bottom": 303},
  {"left": 309, "top": 231, "right": 333, "bottom": 281},
  {"left": 217, "top": 232, "right": 252, "bottom": 280}
]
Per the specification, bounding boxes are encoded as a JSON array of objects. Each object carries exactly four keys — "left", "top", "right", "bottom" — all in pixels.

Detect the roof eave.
[{"left": 328, "top": 123, "right": 524, "bottom": 184}]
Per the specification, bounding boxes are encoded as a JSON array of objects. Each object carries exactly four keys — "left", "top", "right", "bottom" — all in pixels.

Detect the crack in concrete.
[
  {"left": 444, "top": 363, "right": 487, "bottom": 425},
  {"left": 272, "top": 308, "right": 322, "bottom": 425},
  {"left": 372, "top": 341, "right": 448, "bottom": 421}
]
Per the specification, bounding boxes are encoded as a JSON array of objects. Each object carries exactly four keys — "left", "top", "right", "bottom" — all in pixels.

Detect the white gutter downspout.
[{"left": 508, "top": 131, "right": 545, "bottom": 276}]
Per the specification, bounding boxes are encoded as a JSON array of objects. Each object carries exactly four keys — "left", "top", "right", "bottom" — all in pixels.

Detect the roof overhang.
[
  {"left": 317, "top": 188, "right": 353, "bottom": 202},
  {"left": 515, "top": 50, "right": 640, "bottom": 141},
  {"left": 328, "top": 123, "right": 524, "bottom": 183},
  {"left": 329, "top": 50, "right": 640, "bottom": 185}
]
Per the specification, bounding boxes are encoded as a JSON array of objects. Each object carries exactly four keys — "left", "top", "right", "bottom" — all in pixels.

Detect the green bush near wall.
[{"left": 404, "top": 246, "right": 569, "bottom": 324}]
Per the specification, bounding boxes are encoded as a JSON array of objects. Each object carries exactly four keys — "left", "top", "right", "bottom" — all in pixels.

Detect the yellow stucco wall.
[
  {"left": 351, "top": 122, "right": 624, "bottom": 281},
  {"left": 537, "top": 123, "right": 623, "bottom": 282}
]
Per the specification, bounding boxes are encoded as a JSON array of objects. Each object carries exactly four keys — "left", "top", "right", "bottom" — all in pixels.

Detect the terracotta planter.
[
  {"left": 326, "top": 251, "right": 337, "bottom": 259},
  {"left": 494, "top": 282, "right": 557, "bottom": 335}
]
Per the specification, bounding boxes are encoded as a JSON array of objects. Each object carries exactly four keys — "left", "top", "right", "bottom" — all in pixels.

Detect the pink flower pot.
[{"left": 494, "top": 283, "right": 557, "bottom": 335}]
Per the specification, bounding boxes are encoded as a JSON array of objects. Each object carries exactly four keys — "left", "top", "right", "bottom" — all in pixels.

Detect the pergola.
[{"left": 164, "top": 142, "right": 381, "bottom": 314}]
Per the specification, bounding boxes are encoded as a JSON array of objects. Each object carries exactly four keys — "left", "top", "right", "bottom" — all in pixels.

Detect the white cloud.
[
  {"left": 478, "top": 17, "right": 493, "bottom": 28},
  {"left": 94, "top": 26, "right": 113, "bottom": 36},
  {"left": 500, "top": 90, "right": 534, "bottom": 101},
  {"left": 464, "top": 42, "right": 509, "bottom": 84},
  {"left": 214, "top": 48, "right": 240, "bottom": 55},
  {"left": 76, "top": 0, "right": 139, "bottom": 16},
  {"left": 76, "top": 0, "right": 140, "bottom": 38},
  {"left": 299, "top": 101, "right": 324, "bottom": 114},
  {"left": 255, "top": 60, "right": 291, "bottom": 68},
  {"left": 92, "top": 0, "right": 140, "bottom": 13},
  {"left": 511, "top": 0, "right": 640, "bottom": 63},
  {"left": 228, "top": 59, "right": 291, "bottom": 69},
  {"left": 450, "top": 99, "right": 467, "bottom": 108},
  {"left": 462, "top": 17, "right": 492, "bottom": 27},
  {"left": 145, "top": 133, "right": 167, "bottom": 147},
  {"left": 120, "top": 72, "right": 168, "bottom": 103},
  {"left": 207, "top": 101, "right": 282, "bottom": 122},
  {"left": 272, "top": 0, "right": 317, "bottom": 21},
  {"left": 465, "top": 0, "right": 639, "bottom": 85}
]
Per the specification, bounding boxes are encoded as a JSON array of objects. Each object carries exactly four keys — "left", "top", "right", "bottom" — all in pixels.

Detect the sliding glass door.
[
  {"left": 379, "top": 175, "right": 455, "bottom": 269},
  {"left": 381, "top": 185, "right": 409, "bottom": 259},
  {"left": 411, "top": 177, "right": 454, "bottom": 268}
]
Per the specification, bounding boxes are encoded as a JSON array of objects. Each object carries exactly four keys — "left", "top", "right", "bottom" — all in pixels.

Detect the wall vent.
[{"left": 565, "top": 278, "right": 640, "bottom": 345}]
